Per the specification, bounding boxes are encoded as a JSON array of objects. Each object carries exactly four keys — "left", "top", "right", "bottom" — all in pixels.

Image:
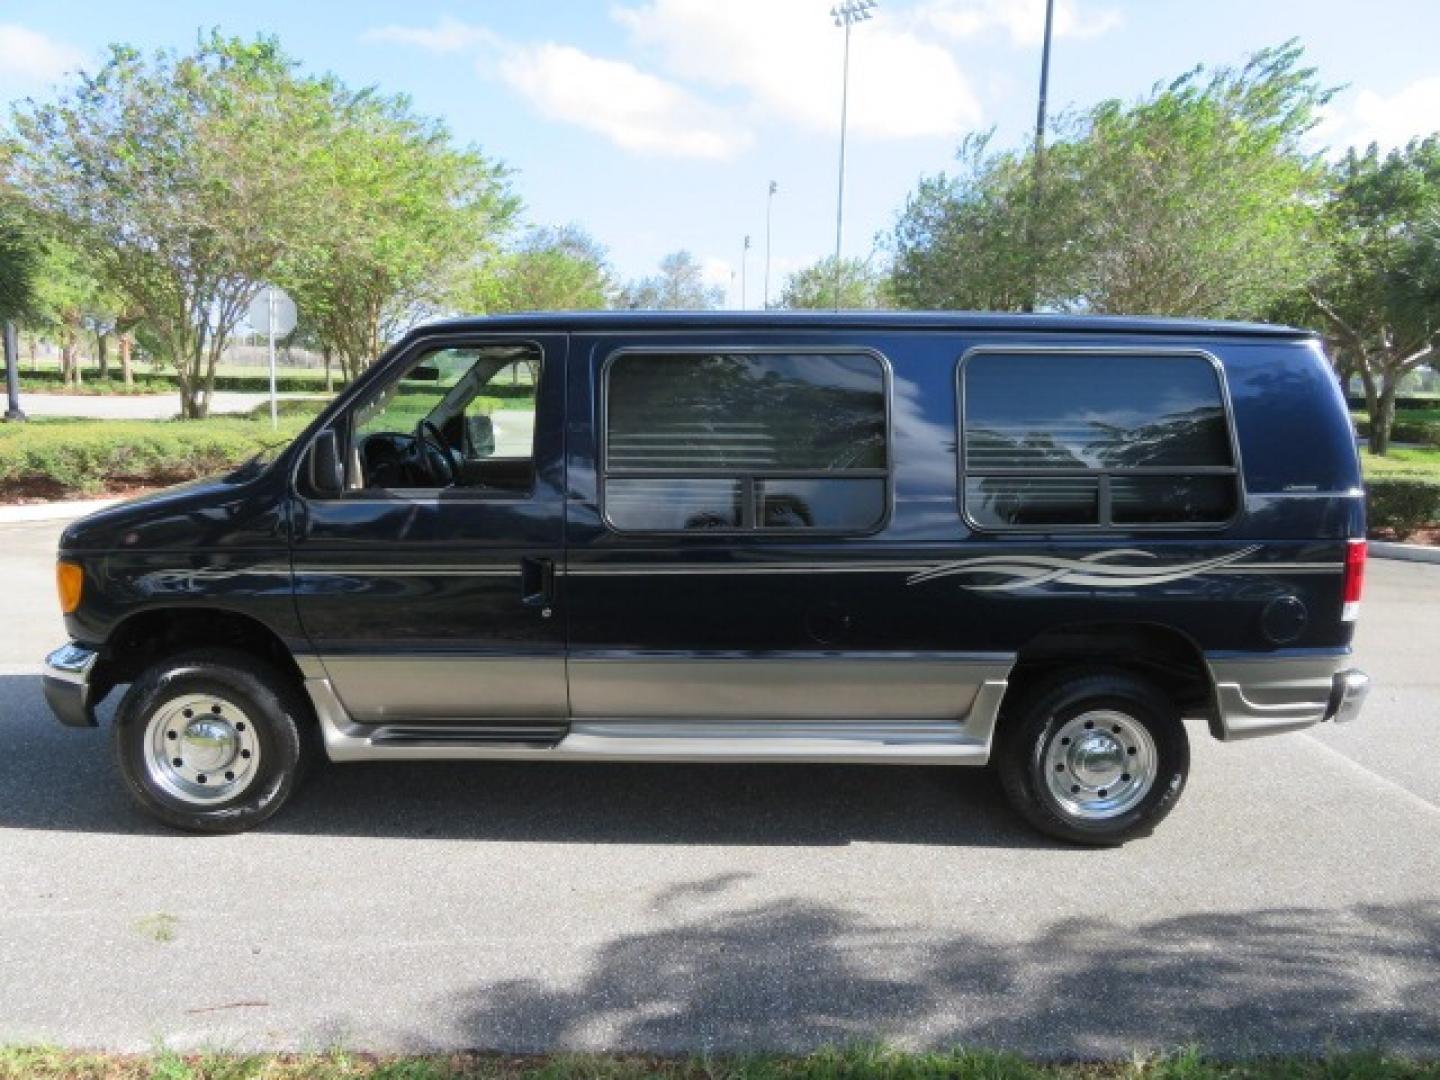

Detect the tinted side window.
[
  {"left": 604, "top": 351, "right": 888, "bottom": 532},
  {"left": 961, "top": 351, "right": 1238, "bottom": 528}
]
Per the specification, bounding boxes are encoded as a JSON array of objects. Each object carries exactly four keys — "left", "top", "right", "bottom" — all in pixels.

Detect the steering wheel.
[{"left": 412, "top": 419, "right": 456, "bottom": 487}]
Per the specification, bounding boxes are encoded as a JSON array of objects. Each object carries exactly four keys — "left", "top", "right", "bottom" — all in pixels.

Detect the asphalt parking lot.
[{"left": 0, "top": 516, "right": 1437, "bottom": 1057}]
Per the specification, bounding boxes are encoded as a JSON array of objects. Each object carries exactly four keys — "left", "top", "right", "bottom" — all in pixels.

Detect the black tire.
[
  {"left": 996, "top": 670, "right": 1189, "bottom": 845},
  {"left": 112, "top": 647, "right": 312, "bottom": 833}
]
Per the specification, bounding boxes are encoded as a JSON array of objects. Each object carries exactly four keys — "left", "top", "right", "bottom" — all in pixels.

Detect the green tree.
[
  {"left": 28, "top": 239, "right": 103, "bottom": 387},
  {"left": 617, "top": 250, "right": 724, "bottom": 310},
  {"left": 780, "top": 255, "right": 889, "bottom": 310},
  {"left": 278, "top": 89, "right": 517, "bottom": 381},
  {"left": 463, "top": 224, "right": 612, "bottom": 314},
  {"left": 889, "top": 134, "right": 1039, "bottom": 311},
  {"left": 7, "top": 33, "right": 338, "bottom": 416},
  {"left": 0, "top": 202, "right": 38, "bottom": 323},
  {"left": 890, "top": 42, "right": 1332, "bottom": 318},
  {"left": 1305, "top": 138, "right": 1440, "bottom": 455}
]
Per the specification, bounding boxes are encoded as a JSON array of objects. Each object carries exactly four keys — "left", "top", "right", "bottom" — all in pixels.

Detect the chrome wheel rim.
[
  {"left": 1042, "top": 709, "right": 1157, "bottom": 820},
  {"left": 143, "top": 694, "right": 260, "bottom": 805}
]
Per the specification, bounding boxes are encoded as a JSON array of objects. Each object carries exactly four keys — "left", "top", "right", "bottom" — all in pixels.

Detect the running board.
[{"left": 306, "top": 677, "right": 1007, "bottom": 766}]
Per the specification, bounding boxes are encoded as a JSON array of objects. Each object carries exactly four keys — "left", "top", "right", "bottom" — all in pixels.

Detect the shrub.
[
  {"left": 1347, "top": 394, "right": 1440, "bottom": 412},
  {"left": 1352, "top": 416, "right": 1440, "bottom": 448},
  {"left": 243, "top": 398, "right": 329, "bottom": 422},
  {"left": 20, "top": 367, "right": 331, "bottom": 394},
  {"left": 1365, "top": 477, "right": 1440, "bottom": 540},
  {"left": 0, "top": 417, "right": 310, "bottom": 495},
  {"left": 18, "top": 372, "right": 174, "bottom": 395}
]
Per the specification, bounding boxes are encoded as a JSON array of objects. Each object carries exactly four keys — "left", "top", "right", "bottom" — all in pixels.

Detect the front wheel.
[
  {"left": 113, "top": 648, "right": 311, "bottom": 833},
  {"left": 997, "top": 671, "right": 1189, "bottom": 845}
]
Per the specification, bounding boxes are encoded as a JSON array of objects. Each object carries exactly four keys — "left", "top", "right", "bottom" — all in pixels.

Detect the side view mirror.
[
  {"left": 309, "top": 429, "right": 345, "bottom": 497},
  {"left": 467, "top": 413, "right": 495, "bottom": 458}
]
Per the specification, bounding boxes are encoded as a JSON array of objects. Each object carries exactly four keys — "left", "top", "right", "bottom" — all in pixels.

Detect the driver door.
[{"left": 291, "top": 333, "right": 568, "bottom": 736}]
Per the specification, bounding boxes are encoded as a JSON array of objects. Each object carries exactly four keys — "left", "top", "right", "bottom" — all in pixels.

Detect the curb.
[
  {"left": 1371, "top": 540, "right": 1440, "bottom": 564},
  {"left": 0, "top": 499, "right": 120, "bottom": 524}
]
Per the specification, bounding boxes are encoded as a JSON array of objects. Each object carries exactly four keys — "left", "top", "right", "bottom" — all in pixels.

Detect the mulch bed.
[
  {"left": 0, "top": 477, "right": 178, "bottom": 505},
  {"left": 1369, "top": 525, "right": 1440, "bottom": 546}
]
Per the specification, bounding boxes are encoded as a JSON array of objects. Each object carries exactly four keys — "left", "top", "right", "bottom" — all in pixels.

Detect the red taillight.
[{"left": 1342, "top": 538, "right": 1366, "bottom": 621}]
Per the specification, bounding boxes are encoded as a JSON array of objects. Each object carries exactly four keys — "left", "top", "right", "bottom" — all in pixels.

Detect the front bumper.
[
  {"left": 1208, "top": 653, "right": 1370, "bottom": 741},
  {"left": 43, "top": 642, "right": 99, "bottom": 728}
]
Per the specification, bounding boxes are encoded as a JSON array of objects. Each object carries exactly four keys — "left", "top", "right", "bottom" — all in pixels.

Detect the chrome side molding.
[{"left": 306, "top": 676, "right": 1009, "bottom": 766}]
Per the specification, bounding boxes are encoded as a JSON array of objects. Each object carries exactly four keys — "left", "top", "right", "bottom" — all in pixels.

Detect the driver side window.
[{"left": 347, "top": 342, "right": 541, "bottom": 495}]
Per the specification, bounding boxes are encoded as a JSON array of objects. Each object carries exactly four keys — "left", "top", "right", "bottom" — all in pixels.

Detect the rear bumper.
[
  {"left": 1208, "top": 653, "right": 1369, "bottom": 741},
  {"left": 1325, "top": 668, "right": 1370, "bottom": 725},
  {"left": 43, "top": 642, "right": 99, "bottom": 728}
]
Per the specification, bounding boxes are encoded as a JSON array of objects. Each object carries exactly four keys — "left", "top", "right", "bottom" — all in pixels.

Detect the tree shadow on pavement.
[
  {"left": 421, "top": 887, "right": 1440, "bottom": 1057},
  {"left": 0, "top": 673, "right": 1052, "bottom": 848}
]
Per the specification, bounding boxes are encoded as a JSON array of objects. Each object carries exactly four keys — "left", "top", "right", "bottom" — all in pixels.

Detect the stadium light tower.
[{"left": 830, "top": 0, "right": 876, "bottom": 310}]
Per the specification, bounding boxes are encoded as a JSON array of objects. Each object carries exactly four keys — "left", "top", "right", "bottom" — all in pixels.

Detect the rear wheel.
[
  {"left": 997, "top": 671, "right": 1189, "bottom": 845},
  {"left": 113, "top": 648, "right": 311, "bottom": 833}
]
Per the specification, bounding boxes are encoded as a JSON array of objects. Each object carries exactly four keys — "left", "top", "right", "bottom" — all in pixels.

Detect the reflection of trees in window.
[
  {"left": 608, "top": 354, "right": 885, "bottom": 473},
  {"left": 965, "top": 408, "right": 1229, "bottom": 470},
  {"left": 965, "top": 429, "right": 1090, "bottom": 470},
  {"left": 968, "top": 476, "right": 1099, "bottom": 527},
  {"left": 604, "top": 352, "right": 887, "bottom": 532},
  {"left": 1092, "top": 406, "right": 1231, "bottom": 468},
  {"left": 961, "top": 352, "right": 1237, "bottom": 528}
]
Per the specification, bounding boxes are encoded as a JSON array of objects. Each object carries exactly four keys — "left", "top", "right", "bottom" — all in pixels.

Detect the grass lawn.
[
  {"left": 1, "top": 1047, "right": 1437, "bottom": 1080},
  {"left": 1360, "top": 446, "right": 1440, "bottom": 481}
]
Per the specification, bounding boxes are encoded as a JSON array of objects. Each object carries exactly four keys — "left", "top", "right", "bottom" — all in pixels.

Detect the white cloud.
[
  {"left": 0, "top": 24, "right": 86, "bottom": 88},
  {"left": 497, "top": 43, "right": 752, "bottom": 160},
  {"left": 613, "top": 0, "right": 982, "bottom": 140},
  {"left": 1319, "top": 78, "right": 1440, "bottom": 155},
  {"left": 361, "top": 17, "right": 498, "bottom": 53},
  {"left": 914, "top": 0, "right": 1122, "bottom": 45},
  {"left": 365, "top": 18, "right": 752, "bottom": 160}
]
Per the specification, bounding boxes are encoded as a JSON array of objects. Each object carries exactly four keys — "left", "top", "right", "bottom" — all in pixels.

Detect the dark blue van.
[{"left": 42, "top": 312, "right": 1370, "bottom": 843}]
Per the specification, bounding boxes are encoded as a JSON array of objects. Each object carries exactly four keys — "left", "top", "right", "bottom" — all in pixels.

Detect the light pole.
[
  {"left": 764, "top": 180, "right": 777, "bottom": 309},
  {"left": 3, "top": 322, "right": 23, "bottom": 422},
  {"left": 831, "top": 0, "right": 876, "bottom": 310},
  {"left": 1024, "top": 0, "right": 1056, "bottom": 313},
  {"left": 741, "top": 234, "right": 751, "bottom": 310}
]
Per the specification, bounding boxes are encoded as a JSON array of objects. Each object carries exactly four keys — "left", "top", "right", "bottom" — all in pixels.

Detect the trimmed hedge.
[
  {"left": 21, "top": 367, "right": 330, "bottom": 394},
  {"left": 1353, "top": 416, "right": 1440, "bottom": 447},
  {"left": 0, "top": 417, "right": 311, "bottom": 495},
  {"left": 1366, "top": 477, "right": 1440, "bottom": 539},
  {"left": 1347, "top": 393, "right": 1440, "bottom": 412},
  {"left": 243, "top": 398, "right": 329, "bottom": 422},
  {"left": 15, "top": 373, "right": 174, "bottom": 395}
]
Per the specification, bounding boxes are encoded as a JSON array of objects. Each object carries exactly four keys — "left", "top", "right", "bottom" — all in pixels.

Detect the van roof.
[{"left": 418, "top": 310, "right": 1316, "bottom": 339}]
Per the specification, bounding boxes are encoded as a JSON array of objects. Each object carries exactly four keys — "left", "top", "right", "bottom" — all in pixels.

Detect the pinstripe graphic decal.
[
  {"left": 141, "top": 553, "right": 1342, "bottom": 586},
  {"left": 904, "top": 546, "right": 1266, "bottom": 592}
]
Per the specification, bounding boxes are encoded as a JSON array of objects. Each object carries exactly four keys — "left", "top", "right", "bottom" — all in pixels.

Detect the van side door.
[
  {"left": 561, "top": 334, "right": 1000, "bottom": 724},
  {"left": 290, "top": 333, "right": 568, "bottom": 736}
]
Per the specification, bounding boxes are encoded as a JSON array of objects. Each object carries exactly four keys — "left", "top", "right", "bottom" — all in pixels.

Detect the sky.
[{"left": 3, "top": 0, "right": 1439, "bottom": 309}]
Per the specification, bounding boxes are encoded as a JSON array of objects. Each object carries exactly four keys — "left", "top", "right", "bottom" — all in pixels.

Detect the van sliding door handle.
[{"left": 520, "top": 557, "right": 554, "bottom": 606}]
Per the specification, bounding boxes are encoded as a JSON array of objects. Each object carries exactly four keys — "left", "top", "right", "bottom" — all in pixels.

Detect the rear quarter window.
[{"left": 959, "top": 349, "right": 1240, "bottom": 530}]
